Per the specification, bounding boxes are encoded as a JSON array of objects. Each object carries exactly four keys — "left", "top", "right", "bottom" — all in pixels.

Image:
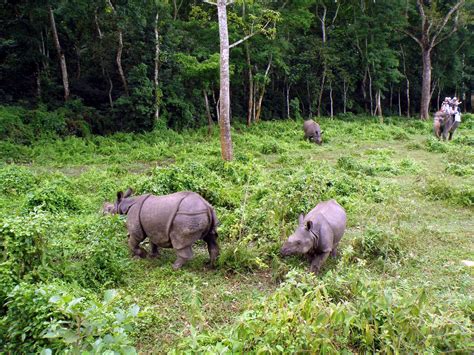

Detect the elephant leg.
[
  {"left": 149, "top": 242, "right": 160, "bottom": 258},
  {"left": 204, "top": 232, "right": 220, "bottom": 268},
  {"left": 173, "top": 246, "right": 193, "bottom": 270},
  {"left": 309, "top": 252, "right": 330, "bottom": 274},
  {"left": 128, "top": 233, "right": 147, "bottom": 258}
]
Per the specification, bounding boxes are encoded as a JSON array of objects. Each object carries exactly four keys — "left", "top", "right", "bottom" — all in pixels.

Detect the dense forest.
[{"left": 1, "top": 0, "right": 473, "bottom": 135}]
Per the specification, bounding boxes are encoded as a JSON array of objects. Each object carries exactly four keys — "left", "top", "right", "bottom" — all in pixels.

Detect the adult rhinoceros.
[{"left": 105, "top": 188, "right": 219, "bottom": 270}]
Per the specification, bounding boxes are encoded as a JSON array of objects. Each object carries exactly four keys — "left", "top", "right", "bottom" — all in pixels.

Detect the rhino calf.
[
  {"left": 106, "top": 188, "right": 219, "bottom": 270},
  {"left": 281, "top": 200, "right": 346, "bottom": 274},
  {"left": 303, "top": 119, "right": 322, "bottom": 145}
]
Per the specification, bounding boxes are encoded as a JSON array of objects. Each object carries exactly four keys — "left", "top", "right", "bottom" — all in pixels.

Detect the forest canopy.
[{"left": 1, "top": 0, "right": 473, "bottom": 135}]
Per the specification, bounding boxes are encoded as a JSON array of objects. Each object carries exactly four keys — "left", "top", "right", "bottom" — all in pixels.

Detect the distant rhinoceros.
[
  {"left": 105, "top": 188, "right": 219, "bottom": 270},
  {"left": 303, "top": 119, "right": 322, "bottom": 145},
  {"left": 281, "top": 200, "right": 346, "bottom": 274}
]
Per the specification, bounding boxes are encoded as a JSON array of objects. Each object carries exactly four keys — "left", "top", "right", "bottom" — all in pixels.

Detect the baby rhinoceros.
[
  {"left": 105, "top": 188, "right": 219, "bottom": 270},
  {"left": 303, "top": 119, "right": 322, "bottom": 145},
  {"left": 281, "top": 200, "right": 346, "bottom": 274}
]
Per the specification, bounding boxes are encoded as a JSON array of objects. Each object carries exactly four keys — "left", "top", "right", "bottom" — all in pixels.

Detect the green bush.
[
  {"left": 0, "top": 164, "right": 36, "bottom": 195},
  {"left": 0, "top": 283, "right": 138, "bottom": 353},
  {"left": 0, "top": 211, "right": 50, "bottom": 309},
  {"left": 424, "top": 177, "right": 473, "bottom": 207},
  {"left": 24, "top": 181, "right": 80, "bottom": 213},
  {"left": 48, "top": 216, "right": 131, "bottom": 289},
  {"left": 350, "top": 226, "right": 402, "bottom": 261},
  {"left": 174, "top": 269, "right": 472, "bottom": 353}
]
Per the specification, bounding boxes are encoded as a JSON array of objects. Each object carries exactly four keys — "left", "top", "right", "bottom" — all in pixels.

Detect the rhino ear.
[
  {"left": 124, "top": 188, "right": 133, "bottom": 198},
  {"left": 306, "top": 220, "right": 313, "bottom": 231},
  {"left": 117, "top": 191, "right": 124, "bottom": 202},
  {"left": 298, "top": 214, "right": 305, "bottom": 226}
]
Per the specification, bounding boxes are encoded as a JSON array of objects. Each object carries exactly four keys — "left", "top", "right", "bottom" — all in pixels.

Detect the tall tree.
[
  {"left": 404, "top": 0, "right": 465, "bottom": 119},
  {"left": 48, "top": 5, "right": 70, "bottom": 101}
]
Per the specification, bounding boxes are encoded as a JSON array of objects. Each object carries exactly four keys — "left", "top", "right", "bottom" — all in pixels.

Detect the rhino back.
[
  {"left": 303, "top": 120, "right": 317, "bottom": 136},
  {"left": 306, "top": 200, "right": 346, "bottom": 242},
  {"left": 133, "top": 192, "right": 211, "bottom": 248}
]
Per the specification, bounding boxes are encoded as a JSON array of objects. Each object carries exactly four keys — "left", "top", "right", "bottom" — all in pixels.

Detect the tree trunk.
[
  {"left": 48, "top": 6, "right": 70, "bottom": 101},
  {"left": 286, "top": 83, "right": 290, "bottom": 119},
  {"left": 343, "top": 79, "right": 347, "bottom": 114},
  {"left": 255, "top": 56, "right": 272, "bottom": 122},
  {"left": 204, "top": 90, "right": 213, "bottom": 135},
  {"left": 245, "top": 43, "right": 254, "bottom": 126},
  {"left": 398, "top": 88, "right": 402, "bottom": 116},
  {"left": 307, "top": 79, "right": 312, "bottom": 117},
  {"left": 317, "top": 71, "right": 326, "bottom": 116},
  {"left": 420, "top": 48, "right": 432, "bottom": 120},
  {"left": 329, "top": 81, "right": 333, "bottom": 118},
  {"left": 217, "top": 0, "right": 233, "bottom": 161},
  {"left": 117, "top": 30, "right": 129, "bottom": 96},
  {"left": 375, "top": 89, "right": 383, "bottom": 119},
  {"left": 368, "top": 67, "right": 373, "bottom": 116},
  {"left": 389, "top": 84, "right": 393, "bottom": 111},
  {"left": 406, "top": 78, "right": 410, "bottom": 117},
  {"left": 154, "top": 10, "right": 160, "bottom": 121},
  {"left": 95, "top": 10, "right": 113, "bottom": 108}
]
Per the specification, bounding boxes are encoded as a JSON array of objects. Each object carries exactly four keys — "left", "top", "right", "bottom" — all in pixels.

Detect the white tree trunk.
[
  {"left": 154, "top": 10, "right": 160, "bottom": 121},
  {"left": 217, "top": 0, "right": 233, "bottom": 161},
  {"left": 329, "top": 81, "right": 333, "bottom": 118},
  {"left": 48, "top": 6, "right": 70, "bottom": 101}
]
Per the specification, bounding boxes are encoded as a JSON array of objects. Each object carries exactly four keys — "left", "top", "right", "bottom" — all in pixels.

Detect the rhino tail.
[{"left": 203, "top": 206, "right": 219, "bottom": 242}]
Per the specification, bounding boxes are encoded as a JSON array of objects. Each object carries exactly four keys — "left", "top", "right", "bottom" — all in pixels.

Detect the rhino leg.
[
  {"left": 128, "top": 234, "right": 147, "bottom": 258},
  {"left": 173, "top": 246, "right": 193, "bottom": 270},
  {"left": 309, "top": 252, "right": 330, "bottom": 274},
  {"left": 149, "top": 242, "right": 160, "bottom": 259},
  {"left": 204, "top": 232, "right": 220, "bottom": 268},
  {"left": 330, "top": 245, "right": 339, "bottom": 258}
]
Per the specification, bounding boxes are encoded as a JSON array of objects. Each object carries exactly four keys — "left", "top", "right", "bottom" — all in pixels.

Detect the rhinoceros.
[
  {"left": 106, "top": 188, "right": 219, "bottom": 270},
  {"left": 281, "top": 200, "right": 346, "bottom": 274},
  {"left": 303, "top": 119, "right": 322, "bottom": 145}
]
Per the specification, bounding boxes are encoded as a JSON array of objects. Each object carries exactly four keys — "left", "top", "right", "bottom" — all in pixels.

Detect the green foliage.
[
  {"left": 24, "top": 181, "right": 80, "bottom": 213},
  {"left": 175, "top": 269, "right": 472, "bottom": 353},
  {"left": 0, "top": 164, "right": 36, "bottom": 195},
  {"left": 350, "top": 226, "right": 402, "bottom": 261},
  {"left": 0, "top": 211, "right": 50, "bottom": 308},
  {"left": 113, "top": 64, "right": 155, "bottom": 132},
  {"left": 48, "top": 216, "right": 131, "bottom": 289},
  {"left": 0, "top": 283, "right": 138, "bottom": 353},
  {"left": 423, "top": 177, "right": 473, "bottom": 207}
]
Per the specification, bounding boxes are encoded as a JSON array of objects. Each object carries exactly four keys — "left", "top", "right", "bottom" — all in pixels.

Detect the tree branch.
[
  {"left": 400, "top": 29, "right": 422, "bottom": 48},
  {"left": 430, "top": 0, "right": 465, "bottom": 47},
  {"left": 229, "top": 19, "right": 272, "bottom": 49},
  {"left": 332, "top": 2, "right": 340, "bottom": 25}
]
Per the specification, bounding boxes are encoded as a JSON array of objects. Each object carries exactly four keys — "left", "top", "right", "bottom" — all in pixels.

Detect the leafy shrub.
[
  {"left": 24, "top": 181, "right": 80, "bottom": 213},
  {"left": 350, "top": 226, "right": 402, "bottom": 261},
  {"left": 135, "top": 162, "right": 241, "bottom": 209},
  {"left": 0, "top": 283, "right": 138, "bottom": 353},
  {"left": 445, "top": 162, "right": 473, "bottom": 176},
  {"left": 174, "top": 269, "right": 472, "bottom": 353},
  {"left": 48, "top": 215, "right": 131, "bottom": 289},
  {"left": 0, "top": 106, "right": 33, "bottom": 144},
  {"left": 423, "top": 177, "right": 473, "bottom": 207},
  {"left": 0, "top": 211, "right": 50, "bottom": 307},
  {"left": 0, "top": 164, "right": 36, "bottom": 195},
  {"left": 425, "top": 137, "right": 449, "bottom": 153},
  {"left": 0, "top": 141, "right": 32, "bottom": 163}
]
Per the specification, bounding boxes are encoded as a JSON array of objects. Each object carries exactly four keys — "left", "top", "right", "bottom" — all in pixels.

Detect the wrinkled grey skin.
[
  {"left": 281, "top": 200, "right": 346, "bottom": 274},
  {"left": 105, "top": 188, "right": 219, "bottom": 270},
  {"left": 303, "top": 119, "right": 322, "bottom": 145},
  {"left": 433, "top": 112, "right": 459, "bottom": 140}
]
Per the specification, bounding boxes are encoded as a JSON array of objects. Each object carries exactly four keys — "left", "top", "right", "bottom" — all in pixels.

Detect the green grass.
[{"left": 0, "top": 114, "right": 473, "bottom": 353}]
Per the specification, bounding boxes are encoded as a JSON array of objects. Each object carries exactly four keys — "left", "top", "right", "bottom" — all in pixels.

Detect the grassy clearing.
[{"left": 0, "top": 115, "right": 473, "bottom": 353}]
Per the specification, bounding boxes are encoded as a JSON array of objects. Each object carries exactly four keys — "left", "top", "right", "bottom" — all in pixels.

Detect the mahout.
[
  {"left": 281, "top": 200, "right": 346, "bottom": 274},
  {"left": 303, "top": 119, "right": 323, "bottom": 145},
  {"left": 104, "top": 188, "right": 219, "bottom": 270}
]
